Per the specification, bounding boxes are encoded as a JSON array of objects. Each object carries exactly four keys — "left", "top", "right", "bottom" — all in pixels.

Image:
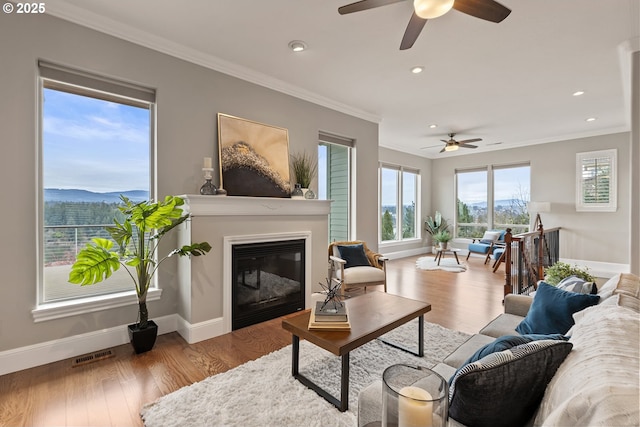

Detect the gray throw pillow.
[
  {"left": 557, "top": 275, "right": 597, "bottom": 294},
  {"left": 449, "top": 339, "right": 573, "bottom": 427}
]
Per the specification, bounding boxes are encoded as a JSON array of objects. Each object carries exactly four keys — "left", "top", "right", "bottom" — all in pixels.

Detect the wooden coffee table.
[{"left": 281, "top": 291, "right": 431, "bottom": 412}]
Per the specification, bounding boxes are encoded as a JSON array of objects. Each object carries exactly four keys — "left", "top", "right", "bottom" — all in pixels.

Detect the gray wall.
[
  {"left": 429, "top": 133, "right": 632, "bottom": 265},
  {"left": 0, "top": 13, "right": 378, "bottom": 351}
]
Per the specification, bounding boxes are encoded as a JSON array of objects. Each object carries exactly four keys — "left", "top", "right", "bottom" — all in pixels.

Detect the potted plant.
[
  {"left": 433, "top": 229, "right": 452, "bottom": 250},
  {"left": 544, "top": 261, "right": 595, "bottom": 285},
  {"left": 425, "top": 211, "right": 450, "bottom": 250},
  {"left": 290, "top": 151, "right": 317, "bottom": 198},
  {"left": 425, "top": 211, "right": 449, "bottom": 236},
  {"left": 69, "top": 195, "right": 211, "bottom": 353}
]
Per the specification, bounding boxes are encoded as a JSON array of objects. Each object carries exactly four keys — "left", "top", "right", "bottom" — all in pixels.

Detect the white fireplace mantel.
[
  {"left": 181, "top": 194, "right": 331, "bottom": 217},
  {"left": 176, "top": 195, "right": 331, "bottom": 345}
]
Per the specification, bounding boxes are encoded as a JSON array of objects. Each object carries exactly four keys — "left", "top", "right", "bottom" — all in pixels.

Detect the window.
[
  {"left": 576, "top": 149, "right": 617, "bottom": 212},
  {"left": 318, "top": 132, "right": 353, "bottom": 242},
  {"left": 456, "top": 164, "right": 530, "bottom": 238},
  {"left": 39, "top": 61, "right": 155, "bottom": 306},
  {"left": 380, "top": 164, "right": 419, "bottom": 243}
]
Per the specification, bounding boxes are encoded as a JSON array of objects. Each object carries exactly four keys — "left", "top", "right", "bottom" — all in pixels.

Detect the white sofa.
[{"left": 358, "top": 273, "right": 640, "bottom": 427}]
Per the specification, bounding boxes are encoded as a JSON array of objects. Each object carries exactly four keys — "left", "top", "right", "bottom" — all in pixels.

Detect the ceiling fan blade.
[
  {"left": 439, "top": 147, "right": 447, "bottom": 153},
  {"left": 421, "top": 144, "right": 443, "bottom": 149},
  {"left": 400, "top": 12, "right": 427, "bottom": 50},
  {"left": 457, "top": 138, "right": 482, "bottom": 144},
  {"left": 460, "top": 144, "right": 478, "bottom": 149},
  {"left": 440, "top": 139, "right": 449, "bottom": 143},
  {"left": 338, "top": 0, "right": 404, "bottom": 15},
  {"left": 452, "top": 0, "right": 511, "bottom": 23}
]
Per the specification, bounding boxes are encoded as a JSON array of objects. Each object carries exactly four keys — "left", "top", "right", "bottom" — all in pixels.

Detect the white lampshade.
[
  {"left": 444, "top": 144, "right": 458, "bottom": 152},
  {"left": 528, "top": 201, "right": 551, "bottom": 213},
  {"left": 414, "top": 0, "right": 455, "bottom": 19}
]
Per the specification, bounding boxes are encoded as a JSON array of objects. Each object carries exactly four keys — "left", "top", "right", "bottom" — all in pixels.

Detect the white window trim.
[
  {"left": 32, "top": 288, "right": 162, "bottom": 322},
  {"left": 37, "top": 62, "right": 157, "bottom": 310},
  {"left": 379, "top": 163, "right": 421, "bottom": 243},
  {"left": 576, "top": 149, "right": 617, "bottom": 212}
]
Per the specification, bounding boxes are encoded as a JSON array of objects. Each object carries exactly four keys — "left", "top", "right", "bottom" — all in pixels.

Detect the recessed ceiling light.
[
  {"left": 411, "top": 66, "right": 424, "bottom": 74},
  {"left": 573, "top": 91, "right": 585, "bottom": 96},
  {"left": 288, "top": 40, "right": 307, "bottom": 52},
  {"left": 429, "top": 124, "right": 437, "bottom": 128},
  {"left": 585, "top": 117, "right": 597, "bottom": 122}
]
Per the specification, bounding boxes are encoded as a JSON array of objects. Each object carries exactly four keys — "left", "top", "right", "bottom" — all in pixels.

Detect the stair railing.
[{"left": 503, "top": 225, "right": 561, "bottom": 296}]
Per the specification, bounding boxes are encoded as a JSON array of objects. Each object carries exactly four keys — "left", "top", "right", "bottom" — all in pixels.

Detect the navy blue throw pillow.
[
  {"left": 463, "top": 333, "right": 568, "bottom": 365},
  {"left": 516, "top": 282, "right": 600, "bottom": 335},
  {"left": 337, "top": 244, "right": 370, "bottom": 268},
  {"left": 450, "top": 333, "right": 568, "bottom": 385}
]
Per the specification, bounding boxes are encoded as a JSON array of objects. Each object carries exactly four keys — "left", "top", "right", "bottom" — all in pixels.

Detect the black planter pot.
[{"left": 128, "top": 320, "right": 158, "bottom": 354}]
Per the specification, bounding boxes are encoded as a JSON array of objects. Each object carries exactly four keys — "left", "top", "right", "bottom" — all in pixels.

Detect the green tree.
[
  {"left": 381, "top": 209, "right": 395, "bottom": 241},
  {"left": 402, "top": 202, "right": 415, "bottom": 238},
  {"left": 457, "top": 199, "right": 477, "bottom": 237}
]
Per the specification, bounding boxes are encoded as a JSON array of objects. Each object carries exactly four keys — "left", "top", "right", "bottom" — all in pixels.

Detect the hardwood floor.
[{"left": 0, "top": 255, "right": 504, "bottom": 427}]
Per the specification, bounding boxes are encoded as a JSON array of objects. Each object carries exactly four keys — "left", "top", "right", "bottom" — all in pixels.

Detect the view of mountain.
[
  {"left": 44, "top": 189, "right": 149, "bottom": 203},
  {"left": 469, "top": 199, "right": 527, "bottom": 208}
]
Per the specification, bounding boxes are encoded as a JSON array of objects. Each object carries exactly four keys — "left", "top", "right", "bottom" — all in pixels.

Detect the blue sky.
[
  {"left": 43, "top": 88, "right": 150, "bottom": 193},
  {"left": 457, "top": 166, "right": 530, "bottom": 205}
]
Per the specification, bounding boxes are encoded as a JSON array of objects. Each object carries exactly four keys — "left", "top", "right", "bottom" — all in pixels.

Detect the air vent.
[{"left": 72, "top": 349, "right": 115, "bottom": 367}]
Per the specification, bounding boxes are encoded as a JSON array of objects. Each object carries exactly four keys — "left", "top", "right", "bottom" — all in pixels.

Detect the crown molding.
[{"left": 43, "top": 3, "right": 382, "bottom": 124}]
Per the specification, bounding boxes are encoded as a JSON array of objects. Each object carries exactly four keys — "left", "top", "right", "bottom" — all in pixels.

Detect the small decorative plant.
[
  {"left": 544, "top": 261, "right": 595, "bottom": 285},
  {"left": 433, "top": 229, "right": 452, "bottom": 244},
  {"left": 425, "top": 211, "right": 449, "bottom": 236},
  {"left": 290, "top": 151, "right": 317, "bottom": 188},
  {"left": 69, "top": 195, "right": 211, "bottom": 331}
]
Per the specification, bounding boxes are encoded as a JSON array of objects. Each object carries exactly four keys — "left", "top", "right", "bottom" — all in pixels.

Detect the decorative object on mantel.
[
  {"left": 290, "top": 151, "right": 317, "bottom": 199},
  {"left": 291, "top": 183, "right": 304, "bottom": 199},
  {"left": 69, "top": 195, "right": 212, "bottom": 353},
  {"left": 218, "top": 113, "right": 291, "bottom": 198},
  {"left": 199, "top": 157, "right": 218, "bottom": 195}
]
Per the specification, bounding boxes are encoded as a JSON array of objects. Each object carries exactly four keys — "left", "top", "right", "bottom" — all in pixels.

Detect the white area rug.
[
  {"left": 140, "top": 320, "right": 469, "bottom": 427},
  {"left": 416, "top": 256, "right": 468, "bottom": 273}
]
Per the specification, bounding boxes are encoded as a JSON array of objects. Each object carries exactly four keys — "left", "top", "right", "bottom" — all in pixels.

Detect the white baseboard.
[
  {"left": 383, "top": 247, "right": 430, "bottom": 260},
  {"left": 176, "top": 315, "right": 225, "bottom": 344},
  {"left": 0, "top": 315, "right": 176, "bottom": 376}
]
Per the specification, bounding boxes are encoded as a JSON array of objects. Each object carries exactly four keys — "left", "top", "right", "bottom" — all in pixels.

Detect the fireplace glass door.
[{"left": 232, "top": 239, "right": 305, "bottom": 330}]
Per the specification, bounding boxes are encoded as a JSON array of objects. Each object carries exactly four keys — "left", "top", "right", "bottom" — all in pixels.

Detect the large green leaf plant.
[{"left": 69, "top": 195, "right": 211, "bottom": 329}]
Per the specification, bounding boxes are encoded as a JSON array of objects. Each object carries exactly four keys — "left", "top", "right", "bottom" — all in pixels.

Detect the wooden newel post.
[
  {"left": 537, "top": 222, "right": 545, "bottom": 283},
  {"left": 504, "top": 228, "right": 513, "bottom": 297}
]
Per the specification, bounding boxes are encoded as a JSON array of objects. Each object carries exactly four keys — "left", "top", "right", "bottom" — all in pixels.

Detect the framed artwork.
[
  {"left": 575, "top": 149, "right": 617, "bottom": 212},
  {"left": 217, "top": 113, "right": 291, "bottom": 197}
]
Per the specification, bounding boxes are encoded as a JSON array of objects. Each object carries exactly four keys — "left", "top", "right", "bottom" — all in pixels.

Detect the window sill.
[{"left": 32, "top": 288, "right": 162, "bottom": 322}]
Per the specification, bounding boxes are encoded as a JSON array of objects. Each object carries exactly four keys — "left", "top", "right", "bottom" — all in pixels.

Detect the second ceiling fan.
[
  {"left": 438, "top": 133, "right": 482, "bottom": 152},
  {"left": 338, "top": 0, "right": 511, "bottom": 50}
]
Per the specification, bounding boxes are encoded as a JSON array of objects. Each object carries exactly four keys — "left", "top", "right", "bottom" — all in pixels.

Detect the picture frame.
[{"left": 217, "top": 113, "right": 291, "bottom": 198}]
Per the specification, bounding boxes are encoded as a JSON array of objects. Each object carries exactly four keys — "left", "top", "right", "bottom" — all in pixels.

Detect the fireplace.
[
  {"left": 231, "top": 239, "right": 305, "bottom": 330},
  {"left": 176, "top": 196, "right": 329, "bottom": 344}
]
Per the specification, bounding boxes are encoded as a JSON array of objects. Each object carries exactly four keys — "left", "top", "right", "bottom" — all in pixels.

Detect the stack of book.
[{"left": 308, "top": 301, "right": 351, "bottom": 331}]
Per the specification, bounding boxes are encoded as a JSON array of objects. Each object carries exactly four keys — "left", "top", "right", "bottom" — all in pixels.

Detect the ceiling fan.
[
  {"left": 435, "top": 133, "right": 482, "bottom": 153},
  {"left": 338, "top": 0, "right": 511, "bottom": 50}
]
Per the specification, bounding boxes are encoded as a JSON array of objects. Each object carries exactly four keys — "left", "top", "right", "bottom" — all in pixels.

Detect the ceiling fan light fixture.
[
  {"left": 413, "top": 0, "right": 454, "bottom": 19},
  {"left": 444, "top": 144, "right": 458, "bottom": 152}
]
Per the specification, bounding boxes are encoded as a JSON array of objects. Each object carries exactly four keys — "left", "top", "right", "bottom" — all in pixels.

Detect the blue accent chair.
[{"left": 466, "top": 230, "right": 506, "bottom": 263}]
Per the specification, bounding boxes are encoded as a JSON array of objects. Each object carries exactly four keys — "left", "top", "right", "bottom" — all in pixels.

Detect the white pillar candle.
[
  {"left": 398, "top": 386, "right": 433, "bottom": 427},
  {"left": 203, "top": 157, "right": 212, "bottom": 168}
]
